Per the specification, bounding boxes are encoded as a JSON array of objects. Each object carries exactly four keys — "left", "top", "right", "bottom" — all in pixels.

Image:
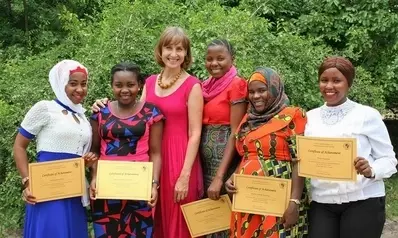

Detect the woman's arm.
[
  {"left": 89, "top": 119, "right": 101, "bottom": 171},
  {"left": 360, "top": 108, "right": 397, "bottom": 179},
  {"left": 207, "top": 102, "right": 247, "bottom": 199},
  {"left": 14, "top": 134, "right": 37, "bottom": 204},
  {"left": 149, "top": 120, "right": 163, "bottom": 186},
  {"left": 174, "top": 83, "right": 203, "bottom": 203},
  {"left": 282, "top": 109, "right": 307, "bottom": 228},
  {"left": 148, "top": 120, "right": 163, "bottom": 207},
  {"left": 89, "top": 119, "right": 100, "bottom": 199},
  {"left": 13, "top": 134, "right": 32, "bottom": 183}
]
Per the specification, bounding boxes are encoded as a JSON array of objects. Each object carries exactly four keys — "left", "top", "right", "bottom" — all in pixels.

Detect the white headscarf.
[{"left": 49, "top": 60, "right": 88, "bottom": 115}]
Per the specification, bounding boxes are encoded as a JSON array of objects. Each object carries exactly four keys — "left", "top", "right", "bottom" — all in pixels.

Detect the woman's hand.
[
  {"left": 354, "top": 157, "right": 373, "bottom": 178},
  {"left": 174, "top": 175, "right": 189, "bottom": 203},
  {"left": 207, "top": 176, "right": 223, "bottom": 200},
  {"left": 22, "top": 187, "right": 36, "bottom": 205},
  {"left": 91, "top": 98, "right": 109, "bottom": 113},
  {"left": 82, "top": 152, "right": 98, "bottom": 167},
  {"left": 89, "top": 179, "right": 96, "bottom": 200},
  {"left": 225, "top": 174, "right": 237, "bottom": 195},
  {"left": 148, "top": 187, "right": 159, "bottom": 208},
  {"left": 281, "top": 202, "right": 299, "bottom": 229}
]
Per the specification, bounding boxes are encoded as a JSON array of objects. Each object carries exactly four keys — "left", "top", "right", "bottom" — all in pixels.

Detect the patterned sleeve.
[
  {"left": 292, "top": 108, "right": 307, "bottom": 135},
  {"left": 19, "top": 101, "right": 50, "bottom": 139},
  {"left": 149, "top": 105, "right": 165, "bottom": 125},
  {"left": 228, "top": 78, "right": 248, "bottom": 105},
  {"left": 90, "top": 111, "right": 100, "bottom": 121},
  {"left": 287, "top": 108, "right": 307, "bottom": 160}
]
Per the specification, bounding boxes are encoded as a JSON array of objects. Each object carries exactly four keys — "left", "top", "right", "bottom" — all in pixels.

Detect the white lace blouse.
[
  {"left": 305, "top": 99, "right": 397, "bottom": 204},
  {"left": 20, "top": 100, "right": 92, "bottom": 156}
]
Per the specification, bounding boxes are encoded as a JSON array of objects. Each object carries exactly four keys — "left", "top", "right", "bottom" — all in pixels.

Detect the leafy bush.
[{"left": 0, "top": 0, "right": 394, "bottom": 232}]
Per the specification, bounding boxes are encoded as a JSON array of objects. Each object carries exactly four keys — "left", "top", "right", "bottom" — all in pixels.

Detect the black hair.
[
  {"left": 207, "top": 39, "right": 235, "bottom": 58},
  {"left": 110, "top": 62, "right": 144, "bottom": 84}
]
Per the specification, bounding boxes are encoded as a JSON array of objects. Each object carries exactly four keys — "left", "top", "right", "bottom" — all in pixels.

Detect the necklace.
[{"left": 157, "top": 69, "right": 182, "bottom": 89}]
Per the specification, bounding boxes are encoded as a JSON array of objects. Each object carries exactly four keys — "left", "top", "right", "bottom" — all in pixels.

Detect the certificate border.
[
  {"left": 297, "top": 136, "right": 357, "bottom": 181},
  {"left": 181, "top": 194, "right": 232, "bottom": 237},
  {"left": 95, "top": 160, "right": 153, "bottom": 201},
  {"left": 232, "top": 174, "right": 291, "bottom": 217},
  {"left": 28, "top": 157, "right": 85, "bottom": 203}
]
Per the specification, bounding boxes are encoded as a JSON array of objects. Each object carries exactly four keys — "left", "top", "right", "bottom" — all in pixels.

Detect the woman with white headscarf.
[{"left": 13, "top": 60, "right": 97, "bottom": 238}]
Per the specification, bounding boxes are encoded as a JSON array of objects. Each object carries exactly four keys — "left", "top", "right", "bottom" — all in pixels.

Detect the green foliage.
[
  {"left": 0, "top": 101, "right": 25, "bottom": 231},
  {"left": 240, "top": 0, "right": 398, "bottom": 110},
  {"left": 386, "top": 175, "right": 398, "bottom": 218}
]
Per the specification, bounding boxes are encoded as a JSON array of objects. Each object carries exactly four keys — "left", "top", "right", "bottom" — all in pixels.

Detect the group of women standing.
[{"left": 13, "top": 25, "right": 396, "bottom": 238}]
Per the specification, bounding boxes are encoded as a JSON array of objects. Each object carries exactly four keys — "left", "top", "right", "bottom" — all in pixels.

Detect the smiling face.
[
  {"left": 65, "top": 72, "right": 87, "bottom": 104},
  {"left": 248, "top": 80, "right": 269, "bottom": 113},
  {"left": 319, "top": 67, "right": 350, "bottom": 106},
  {"left": 205, "top": 45, "right": 233, "bottom": 79},
  {"left": 112, "top": 70, "right": 140, "bottom": 106},
  {"left": 161, "top": 41, "right": 187, "bottom": 70}
]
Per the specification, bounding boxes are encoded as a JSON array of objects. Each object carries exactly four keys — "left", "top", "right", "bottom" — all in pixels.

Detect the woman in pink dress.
[{"left": 141, "top": 26, "right": 204, "bottom": 238}]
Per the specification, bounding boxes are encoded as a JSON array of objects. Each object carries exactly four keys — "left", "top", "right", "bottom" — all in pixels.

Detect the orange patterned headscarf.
[
  {"left": 238, "top": 67, "right": 289, "bottom": 138},
  {"left": 248, "top": 72, "right": 267, "bottom": 84}
]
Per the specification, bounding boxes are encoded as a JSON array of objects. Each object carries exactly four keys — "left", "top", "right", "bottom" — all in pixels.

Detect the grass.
[{"left": 385, "top": 174, "right": 398, "bottom": 219}]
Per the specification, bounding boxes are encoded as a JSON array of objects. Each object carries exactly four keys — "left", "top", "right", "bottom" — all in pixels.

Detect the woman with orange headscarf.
[{"left": 225, "top": 67, "right": 308, "bottom": 238}]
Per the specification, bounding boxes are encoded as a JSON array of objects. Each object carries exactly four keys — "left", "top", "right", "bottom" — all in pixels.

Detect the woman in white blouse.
[
  {"left": 13, "top": 60, "right": 97, "bottom": 238},
  {"left": 305, "top": 56, "right": 397, "bottom": 238}
]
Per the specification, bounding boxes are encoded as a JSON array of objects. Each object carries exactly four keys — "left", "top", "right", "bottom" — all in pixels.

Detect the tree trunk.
[
  {"left": 6, "top": 0, "right": 12, "bottom": 20},
  {"left": 23, "top": 0, "right": 28, "bottom": 34}
]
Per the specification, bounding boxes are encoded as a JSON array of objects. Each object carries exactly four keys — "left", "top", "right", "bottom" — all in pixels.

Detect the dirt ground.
[{"left": 382, "top": 219, "right": 398, "bottom": 238}]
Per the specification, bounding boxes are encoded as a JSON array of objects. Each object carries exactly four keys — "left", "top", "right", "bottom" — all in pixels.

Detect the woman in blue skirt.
[{"left": 13, "top": 60, "right": 98, "bottom": 238}]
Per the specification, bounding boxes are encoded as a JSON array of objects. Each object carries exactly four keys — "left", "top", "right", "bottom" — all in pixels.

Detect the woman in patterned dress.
[
  {"left": 200, "top": 39, "right": 247, "bottom": 238},
  {"left": 13, "top": 60, "right": 97, "bottom": 238},
  {"left": 225, "top": 67, "right": 308, "bottom": 238},
  {"left": 91, "top": 27, "right": 204, "bottom": 238},
  {"left": 89, "top": 62, "right": 164, "bottom": 238}
]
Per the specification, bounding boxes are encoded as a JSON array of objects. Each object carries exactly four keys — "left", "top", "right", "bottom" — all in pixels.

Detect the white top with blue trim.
[{"left": 20, "top": 100, "right": 92, "bottom": 155}]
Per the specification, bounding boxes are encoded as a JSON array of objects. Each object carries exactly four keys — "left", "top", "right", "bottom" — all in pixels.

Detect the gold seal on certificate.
[
  {"left": 232, "top": 174, "right": 291, "bottom": 217},
  {"left": 95, "top": 160, "right": 153, "bottom": 200},
  {"left": 181, "top": 194, "right": 232, "bottom": 237},
  {"left": 296, "top": 136, "right": 357, "bottom": 181},
  {"left": 28, "top": 157, "right": 85, "bottom": 203}
]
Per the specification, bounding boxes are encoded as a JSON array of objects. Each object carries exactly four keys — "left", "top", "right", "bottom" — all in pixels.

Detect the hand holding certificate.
[
  {"left": 232, "top": 174, "right": 291, "bottom": 217},
  {"left": 181, "top": 194, "right": 232, "bottom": 237},
  {"left": 28, "top": 158, "right": 85, "bottom": 203},
  {"left": 95, "top": 160, "right": 153, "bottom": 200},
  {"left": 296, "top": 136, "right": 357, "bottom": 181}
]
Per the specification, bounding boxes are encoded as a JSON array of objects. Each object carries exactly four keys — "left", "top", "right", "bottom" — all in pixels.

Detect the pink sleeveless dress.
[{"left": 145, "top": 75, "right": 204, "bottom": 238}]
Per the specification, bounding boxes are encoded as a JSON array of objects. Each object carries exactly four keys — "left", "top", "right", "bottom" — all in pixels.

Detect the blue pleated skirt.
[{"left": 23, "top": 152, "right": 88, "bottom": 238}]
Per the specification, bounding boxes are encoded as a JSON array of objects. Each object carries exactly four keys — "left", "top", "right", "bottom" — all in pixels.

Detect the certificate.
[
  {"left": 29, "top": 157, "right": 85, "bottom": 203},
  {"left": 181, "top": 194, "right": 232, "bottom": 237},
  {"left": 296, "top": 136, "right": 357, "bottom": 181},
  {"left": 95, "top": 160, "right": 153, "bottom": 200},
  {"left": 232, "top": 174, "right": 291, "bottom": 217}
]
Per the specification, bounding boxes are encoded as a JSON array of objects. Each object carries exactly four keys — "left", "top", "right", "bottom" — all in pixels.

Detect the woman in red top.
[{"left": 200, "top": 39, "right": 248, "bottom": 238}]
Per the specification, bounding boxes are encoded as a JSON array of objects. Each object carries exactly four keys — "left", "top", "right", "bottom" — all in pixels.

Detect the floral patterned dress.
[{"left": 231, "top": 107, "right": 309, "bottom": 238}]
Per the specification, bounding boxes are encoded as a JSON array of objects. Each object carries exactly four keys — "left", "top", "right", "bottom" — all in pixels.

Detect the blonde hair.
[{"left": 154, "top": 26, "right": 192, "bottom": 70}]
